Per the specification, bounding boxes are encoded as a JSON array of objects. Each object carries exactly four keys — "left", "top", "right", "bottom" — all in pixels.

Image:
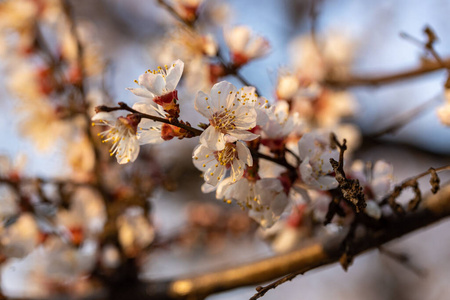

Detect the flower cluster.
[
  {"left": 5, "top": 0, "right": 444, "bottom": 297},
  {"left": 92, "top": 60, "right": 189, "bottom": 164},
  {"left": 275, "top": 34, "right": 360, "bottom": 147}
]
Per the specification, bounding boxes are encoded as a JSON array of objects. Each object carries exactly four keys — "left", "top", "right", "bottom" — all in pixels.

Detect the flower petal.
[
  {"left": 138, "top": 73, "right": 165, "bottom": 96},
  {"left": 316, "top": 175, "right": 338, "bottom": 190},
  {"left": 201, "top": 182, "right": 217, "bottom": 194},
  {"left": 200, "top": 126, "right": 225, "bottom": 151},
  {"left": 210, "top": 81, "right": 237, "bottom": 112},
  {"left": 234, "top": 106, "right": 257, "bottom": 129},
  {"left": 230, "top": 159, "right": 245, "bottom": 182},
  {"left": 165, "top": 59, "right": 184, "bottom": 92},
  {"left": 138, "top": 129, "right": 163, "bottom": 145},
  {"left": 216, "top": 177, "right": 233, "bottom": 199},
  {"left": 236, "top": 141, "right": 253, "bottom": 167},
  {"left": 195, "top": 90, "right": 213, "bottom": 118},
  {"left": 192, "top": 144, "right": 213, "bottom": 169},
  {"left": 204, "top": 165, "right": 225, "bottom": 186},
  {"left": 228, "top": 129, "right": 259, "bottom": 142},
  {"left": 298, "top": 132, "right": 316, "bottom": 159},
  {"left": 225, "top": 26, "right": 250, "bottom": 53},
  {"left": 126, "top": 87, "right": 154, "bottom": 98},
  {"left": 116, "top": 137, "right": 140, "bottom": 164},
  {"left": 92, "top": 112, "right": 116, "bottom": 125}
]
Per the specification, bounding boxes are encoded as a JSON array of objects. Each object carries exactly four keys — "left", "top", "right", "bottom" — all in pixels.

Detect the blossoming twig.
[
  {"left": 215, "top": 49, "right": 262, "bottom": 96},
  {"left": 155, "top": 0, "right": 262, "bottom": 95},
  {"left": 95, "top": 102, "right": 204, "bottom": 136}
]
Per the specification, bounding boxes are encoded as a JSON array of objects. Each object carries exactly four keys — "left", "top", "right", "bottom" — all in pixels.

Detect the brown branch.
[
  {"left": 215, "top": 49, "right": 262, "bottom": 96},
  {"left": 329, "top": 134, "right": 366, "bottom": 213},
  {"left": 368, "top": 94, "right": 441, "bottom": 138},
  {"left": 328, "top": 27, "right": 449, "bottom": 89},
  {"left": 133, "top": 184, "right": 450, "bottom": 300},
  {"left": 250, "top": 149, "right": 297, "bottom": 173},
  {"left": 380, "top": 165, "right": 450, "bottom": 213},
  {"left": 285, "top": 147, "right": 301, "bottom": 166},
  {"left": 96, "top": 102, "right": 204, "bottom": 136},
  {"left": 324, "top": 58, "right": 450, "bottom": 88},
  {"left": 156, "top": 0, "right": 195, "bottom": 28}
]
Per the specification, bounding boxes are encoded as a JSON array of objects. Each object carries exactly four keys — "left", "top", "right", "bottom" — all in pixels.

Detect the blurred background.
[{"left": 1, "top": 0, "right": 450, "bottom": 299}]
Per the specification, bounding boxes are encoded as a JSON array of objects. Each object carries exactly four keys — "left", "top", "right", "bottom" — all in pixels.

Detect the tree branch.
[
  {"left": 368, "top": 94, "right": 441, "bottom": 138},
  {"left": 96, "top": 102, "right": 204, "bottom": 136},
  {"left": 324, "top": 58, "right": 450, "bottom": 88},
  {"left": 124, "top": 184, "right": 450, "bottom": 300}
]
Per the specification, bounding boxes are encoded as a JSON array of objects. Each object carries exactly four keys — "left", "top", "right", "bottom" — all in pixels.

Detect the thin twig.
[
  {"left": 96, "top": 102, "right": 204, "bottom": 136},
  {"left": 156, "top": 0, "right": 195, "bottom": 28},
  {"left": 250, "top": 270, "right": 305, "bottom": 300},
  {"left": 216, "top": 49, "right": 262, "bottom": 96},
  {"left": 309, "top": 0, "right": 322, "bottom": 56},
  {"left": 380, "top": 164, "right": 450, "bottom": 212},
  {"left": 329, "top": 134, "right": 366, "bottom": 213},
  {"left": 285, "top": 147, "right": 301, "bottom": 166},
  {"left": 369, "top": 94, "right": 442, "bottom": 138},
  {"left": 156, "top": 0, "right": 261, "bottom": 95},
  {"left": 378, "top": 246, "right": 426, "bottom": 277},
  {"left": 400, "top": 27, "right": 449, "bottom": 72},
  {"left": 251, "top": 149, "right": 297, "bottom": 172}
]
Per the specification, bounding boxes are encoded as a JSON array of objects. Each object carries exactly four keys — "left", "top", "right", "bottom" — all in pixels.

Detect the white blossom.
[
  {"left": 291, "top": 89, "right": 356, "bottom": 130},
  {"left": 195, "top": 81, "right": 259, "bottom": 150},
  {"left": 56, "top": 188, "right": 106, "bottom": 243},
  {"left": 1, "top": 213, "right": 39, "bottom": 258},
  {"left": 289, "top": 34, "right": 354, "bottom": 81},
  {"left": 193, "top": 141, "right": 252, "bottom": 186},
  {"left": 156, "top": 28, "right": 217, "bottom": 63},
  {"left": 224, "top": 26, "right": 270, "bottom": 66},
  {"left": 238, "top": 86, "right": 270, "bottom": 126},
  {"left": 127, "top": 59, "right": 184, "bottom": 99},
  {"left": 66, "top": 137, "right": 96, "bottom": 180},
  {"left": 131, "top": 102, "right": 165, "bottom": 145},
  {"left": 217, "top": 177, "right": 288, "bottom": 228},
  {"left": 298, "top": 131, "right": 338, "bottom": 190},
  {"left": 0, "top": 186, "right": 19, "bottom": 221},
  {"left": 1, "top": 237, "right": 97, "bottom": 298},
  {"left": 117, "top": 207, "right": 155, "bottom": 256},
  {"left": 92, "top": 112, "right": 140, "bottom": 164},
  {"left": 262, "top": 100, "right": 303, "bottom": 139},
  {"left": 276, "top": 74, "right": 299, "bottom": 100}
]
